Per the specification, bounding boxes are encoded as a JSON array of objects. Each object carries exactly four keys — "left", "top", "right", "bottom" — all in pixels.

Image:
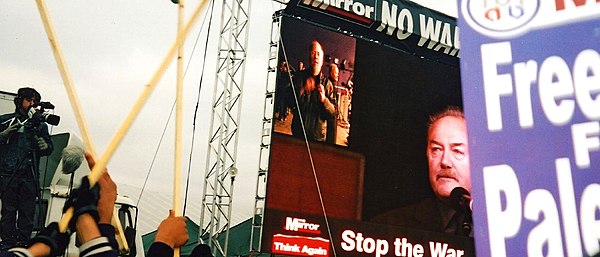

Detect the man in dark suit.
[{"left": 371, "top": 106, "right": 472, "bottom": 236}]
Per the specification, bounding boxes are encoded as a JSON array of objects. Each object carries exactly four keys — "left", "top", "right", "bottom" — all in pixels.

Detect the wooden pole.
[
  {"left": 34, "top": 0, "right": 209, "bottom": 238},
  {"left": 82, "top": 0, "right": 208, "bottom": 188},
  {"left": 173, "top": 0, "right": 185, "bottom": 256},
  {"left": 34, "top": 0, "right": 97, "bottom": 157},
  {"left": 33, "top": 0, "right": 129, "bottom": 253}
]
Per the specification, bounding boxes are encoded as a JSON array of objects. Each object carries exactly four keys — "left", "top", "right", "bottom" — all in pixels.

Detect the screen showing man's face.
[{"left": 427, "top": 116, "right": 471, "bottom": 200}]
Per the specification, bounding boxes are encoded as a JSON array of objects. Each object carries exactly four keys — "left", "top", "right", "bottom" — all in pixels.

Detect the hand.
[
  {"left": 304, "top": 77, "right": 316, "bottom": 92},
  {"left": 29, "top": 222, "right": 70, "bottom": 257},
  {"left": 63, "top": 176, "right": 100, "bottom": 232},
  {"left": 84, "top": 152, "right": 116, "bottom": 224},
  {"left": 97, "top": 172, "right": 117, "bottom": 224},
  {"left": 154, "top": 210, "right": 189, "bottom": 248},
  {"left": 318, "top": 84, "right": 327, "bottom": 103},
  {"left": 0, "top": 123, "right": 19, "bottom": 138},
  {"left": 35, "top": 136, "right": 49, "bottom": 151}
]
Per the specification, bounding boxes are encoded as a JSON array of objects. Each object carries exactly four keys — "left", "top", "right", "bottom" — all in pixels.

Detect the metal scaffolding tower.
[
  {"left": 250, "top": 9, "right": 283, "bottom": 253},
  {"left": 199, "top": 0, "right": 252, "bottom": 256}
]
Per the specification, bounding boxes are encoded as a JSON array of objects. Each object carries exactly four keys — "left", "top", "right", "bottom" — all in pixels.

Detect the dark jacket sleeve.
[
  {"left": 146, "top": 242, "right": 174, "bottom": 257},
  {"left": 0, "top": 114, "right": 14, "bottom": 144},
  {"left": 98, "top": 224, "right": 119, "bottom": 252}
]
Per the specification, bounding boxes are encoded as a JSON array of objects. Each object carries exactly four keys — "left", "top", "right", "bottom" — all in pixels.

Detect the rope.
[
  {"left": 183, "top": 0, "right": 216, "bottom": 215},
  {"left": 136, "top": 105, "right": 174, "bottom": 207},
  {"left": 279, "top": 37, "right": 338, "bottom": 257}
]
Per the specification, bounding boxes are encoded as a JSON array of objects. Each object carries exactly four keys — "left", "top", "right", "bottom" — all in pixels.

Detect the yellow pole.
[
  {"left": 47, "top": 0, "right": 209, "bottom": 233},
  {"left": 173, "top": 0, "right": 185, "bottom": 256}
]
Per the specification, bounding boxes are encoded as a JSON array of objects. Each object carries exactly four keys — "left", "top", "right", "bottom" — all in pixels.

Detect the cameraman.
[{"left": 0, "top": 87, "right": 54, "bottom": 250}]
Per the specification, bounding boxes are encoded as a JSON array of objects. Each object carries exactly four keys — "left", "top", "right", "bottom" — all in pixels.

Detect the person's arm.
[
  {"left": 84, "top": 153, "right": 118, "bottom": 251},
  {"left": 147, "top": 210, "right": 189, "bottom": 257},
  {"left": 66, "top": 179, "right": 112, "bottom": 256},
  {"left": 2, "top": 244, "right": 50, "bottom": 257},
  {"left": 4, "top": 247, "right": 35, "bottom": 257},
  {"left": 24, "top": 243, "right": 51, "bottom": 257},
  {"left": 2, "top": 222, "right": 70, "bottom": 257},
  {"left": 76, "top": 214, "right": 102, "bottom": 243},
  {"left": 67, "top": 186, "right": 117, "bottom": 257},
  {"left": 62, "top": 175, "right": 116, "bottom": 257},
  {"left": 75, "top": 215, "right": 116, "bottom": 257},
  {"left": 318, "top": 81, "right": 336, "bottom": 116}
]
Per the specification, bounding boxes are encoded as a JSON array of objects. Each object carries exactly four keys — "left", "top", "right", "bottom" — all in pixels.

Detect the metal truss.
[
  {"left": 250, "top": 9, "right": 283, "bottom": 253},
  {"left": 199, "top": 0, "right": 252, "bottom": 256}
]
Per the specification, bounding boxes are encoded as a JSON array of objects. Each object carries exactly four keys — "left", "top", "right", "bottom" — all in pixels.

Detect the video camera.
[{"left": 27, "top": 101, "right": 60, "bottom": 126}]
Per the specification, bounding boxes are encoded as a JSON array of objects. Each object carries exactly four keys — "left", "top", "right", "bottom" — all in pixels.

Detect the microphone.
[
  {"left": 61, "top": 145, "right": 85, "bottom": 174},
  {"left": 450, "top": 187, "right": 473, "bottom": 236},
  {"left": 450, "top": 187, "right": 472, "bottom": 214}
]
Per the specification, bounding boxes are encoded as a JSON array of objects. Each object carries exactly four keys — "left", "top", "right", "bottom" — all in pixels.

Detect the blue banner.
[{"left": 458, "top": 1, "right": 600, "bottom": 256}]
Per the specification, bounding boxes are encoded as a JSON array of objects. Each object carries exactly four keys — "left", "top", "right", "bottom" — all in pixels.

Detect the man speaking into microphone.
[
  {"left": 0, "top": 87, "right": 54, "bottom": 249},
  {"left": 371, "top": 106, "right": 473, "bottom": 236}
]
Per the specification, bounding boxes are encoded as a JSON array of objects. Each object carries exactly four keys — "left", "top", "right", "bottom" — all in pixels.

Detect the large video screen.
[{"left": 263, "top": 12, "right": 473, "bottom": 257}]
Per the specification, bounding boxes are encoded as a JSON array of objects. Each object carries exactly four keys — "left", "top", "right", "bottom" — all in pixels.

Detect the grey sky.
[{"left": 0, "top": 0, "right": 455, "bottom": 230}]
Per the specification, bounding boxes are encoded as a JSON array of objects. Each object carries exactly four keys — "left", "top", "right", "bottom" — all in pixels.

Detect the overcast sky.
[{"left": 0, "top": 0, "right": 455, "bottom": 229}]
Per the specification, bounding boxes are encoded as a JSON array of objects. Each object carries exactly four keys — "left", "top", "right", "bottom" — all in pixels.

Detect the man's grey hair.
[{"left": 427, "top": 106, "right": 464, "bottom": 130}]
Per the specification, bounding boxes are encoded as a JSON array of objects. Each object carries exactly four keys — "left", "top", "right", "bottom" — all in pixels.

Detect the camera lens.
[{"left": 44, "top": 113, "right": 60, "bottom": 126}]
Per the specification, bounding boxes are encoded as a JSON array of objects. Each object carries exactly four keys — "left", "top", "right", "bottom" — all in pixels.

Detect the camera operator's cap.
[{"left": 17, "top": 87, "right": 41, "bottom": 102}]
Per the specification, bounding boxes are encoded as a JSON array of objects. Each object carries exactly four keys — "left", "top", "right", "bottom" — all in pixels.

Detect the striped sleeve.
[
  {"left": 6, "top": 248, "right": 32, "bottom": 257},
  {"left": 79, "top": 237, "right": 118, "bottom": 257}
]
